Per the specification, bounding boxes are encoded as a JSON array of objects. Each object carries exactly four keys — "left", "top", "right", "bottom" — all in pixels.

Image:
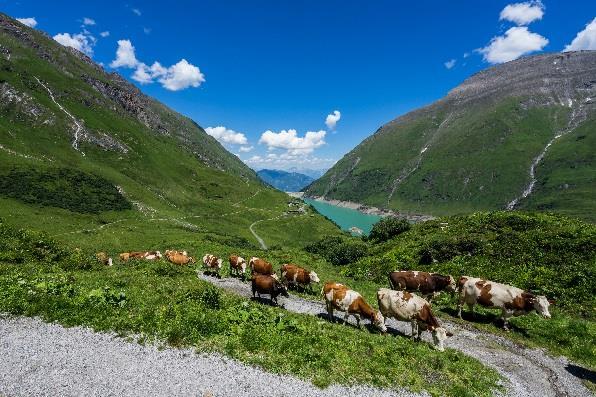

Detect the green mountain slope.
[
  {"left": 257, "top": 169, "right": 314, "bottom": 191},
  {"left": 0, "top": 13, "right": 340, "bottom": 249},
  {"left": 304, "top": 52, "right": 596, "bottom": 222}
]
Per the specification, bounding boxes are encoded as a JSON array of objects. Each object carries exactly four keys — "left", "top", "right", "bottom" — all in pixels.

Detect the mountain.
[
  {"left": 0, "top": 13, "right": 340, "bottom": 249},
  {"left": 287, "top": 167, "right": 326, "bottom": 179},
  {"left": 305, "top": 52, "right": 596, "bottom": 222},
  {"left": 257, "top": 169, "right": 314, "bottom": 191}
]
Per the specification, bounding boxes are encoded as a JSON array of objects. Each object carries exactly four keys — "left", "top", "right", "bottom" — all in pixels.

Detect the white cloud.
[
  {"left": 325, "top": 110, "right": 341, "bottom": 130},
  {"left": 110, "top": 39, "right": 139, "bottom": 68},
  {"left": 16, "top": 17, "right": 37, "bottom": 28},
  {"left": 205, "top": 126, "right": 248, "bottom": 145},
  {"left": 463, "top": 52, "right": 470, "bottom": 58},
  {"left": 564, "top": 18, "right": 596, "bottom": 51},
  {"left": 444, "top": 59, "right": 457, "bottom": 69},
  {"left": 82, "top": 17, "right": 95, "bottom": 26},
  {"left": 157, "top": 59, "right": 205, "bottom": 91},
  {"left": 143, "top": 27, "right": 151, "bottom": 34},
  {"left": 239, "top": 146, "right": 254, "bottom": 152},
  {"left": 111, "top": 41, "right": 205, "bottom": 90},
  {"left": 100, "top": 31, "right": 110, "bottom": 37},
  {"left": 479, "top": 26, "right": 548, "bottom": 64},
  {"left": 243, "top": 152, "right": 336, "bottom": 171},
  {"left": 53, "top": 32, "right": 96, "bottom": 56},
  {"left": 259, "top": 129, "right": 326, "bottom": 155},
  {"left": 132, "top": 8, "right": 142, "bottom": 16},
  {"left": 500, "top": 1, "right": 544, "bottom": 26}
]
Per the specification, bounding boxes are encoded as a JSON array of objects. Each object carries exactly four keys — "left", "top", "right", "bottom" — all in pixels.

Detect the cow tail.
[{"left": 388, "top": 274, "right": 394, "bottom": 289}]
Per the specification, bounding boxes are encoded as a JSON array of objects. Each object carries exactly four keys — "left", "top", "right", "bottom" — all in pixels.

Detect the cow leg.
[
  {"left": 468, "top": 303, "right": 475, "bottom": 318},
  {"left": 327, "top": 304, "right": 334, "bottom": 322},
  {"left": 355, "top": 314, "right": 361, "bottom": 328},
  {"left": 410, "top": 321, "right": 418, "bottom": 341},
  {"left": 457, "top": 295, "right": 465, "bottom": 318},
  {"left": 501, "top": 309, "right": 512, "bottom": 331},
  {"left": 343, "top": 311, "right": 350, "bottom": 325}
]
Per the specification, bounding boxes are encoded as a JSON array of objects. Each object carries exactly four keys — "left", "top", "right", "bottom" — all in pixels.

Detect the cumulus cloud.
[
  {"left": 243, "top": 152, "right": 335, "bottom": 171},
  {"left": 444, "top": 59, "right": 457, "bottom": 69},
  {"left": 100, "top": 31, "right": 110, "bottom": 37},
  {"left": 82, "top": 17, "right": 95, "bottom": 26},
  {"left": 110, "top": 40, "right": 205, "bottom": 91},
  {"left": 259, "top": 129, "right": 326, "bottom": 155},
  {"left": 16, "top": 17, "right": 37, "bottom": 28},
  {"left": 239, "top": 146, "right": 254, "bottom": 152},
  {"left": 500, "top": 1, "right": 544, "bottom": 26},
  {"left": 325, "top": 110, "right": 341, "bottom": 130},
  {"left": 53, "top": 32, "right": 96, "bottom": 56},
  {"left": 564, "top": 18, "right": 596, "bottom": 51},
  {"left": 205, "top": 126, "right": 248, "bottom": 145},
  {"left": 110, "top": 40, "right": 139, "bottom": 68},
  {"left": 479, "top": 26, "right": 548, "bottom": 64},
  {"left": 132, "top": 8, "right": 142, "bottom": 16}
]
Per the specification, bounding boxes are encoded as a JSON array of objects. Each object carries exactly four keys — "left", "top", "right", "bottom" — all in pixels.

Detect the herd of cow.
[{"left": 102, "top": 250, "right": 554, "bottom": 352}]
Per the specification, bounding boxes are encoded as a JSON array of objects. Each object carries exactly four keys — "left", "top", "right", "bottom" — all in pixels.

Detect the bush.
[
  {"left": 368, "top": 217, "right": 411, "bottom": 243},
  {"left": 0, "top": 167, "right": 131, "bottom": 214},
  {"left": 305, "top": 235, "right": 369, "bottom": 266}
]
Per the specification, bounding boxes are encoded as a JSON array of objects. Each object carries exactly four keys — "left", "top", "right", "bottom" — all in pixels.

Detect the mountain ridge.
[
  {"left": 257, "top": 169, "right": 314, "bottom": 192},
  {"left": 304, "top": 51, "right": 596, "bottom": 222}
]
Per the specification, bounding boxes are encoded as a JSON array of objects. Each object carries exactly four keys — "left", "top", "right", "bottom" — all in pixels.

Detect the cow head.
[
  {"left": 188, "top": 256, "right": 196, "bottom": 264},
  {"left": 309, "top": 271, "right": 320, "bottom": 283},
  {"left": 275, "top": 282, "right": 290, "bottom": 298},
  {"left": 373, "top": 311, "right": 387, "bottom": 333},
  {"left": 533, "top": 295, "right": 551, "bottom": 319},
  {"left": 446, "top": 275, "right": 457, "bottom": 293},
  {"left": 430, "top": 327, "right": 451, "bottom": 351},
  {"left": 217, "top": 258, "right": 223, "bottom": 269},
  {"left": 155, "top": 251, "right": 162, "bottom": 259}
]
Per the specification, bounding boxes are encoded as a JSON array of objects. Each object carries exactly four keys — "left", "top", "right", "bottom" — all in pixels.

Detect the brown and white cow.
[
  {"left": 251, "top": 274, "right": 289, "bottom": 305},
  {"left": 166, "top": 251, "right": 195, "bottom": 265},
  {"left": 202, "top": 254, "right": 223, "bottom": 275},
  {"left": 458, "top": 277, "right": 552, "bottom": 329},
  {"left": 96, "top": 252, "right": 113, "bottom": 266},
  {"left": 165, "top": 249, "right": 188, "bottom": 257},
  {"left": 249, "top": 257, "right": 277, "bottom": 279},
  {"left": 280, "top": 264, "right": 320, "bottom": 291},
  {"left": 229, "top": 255, "right": 247, "bottom": 278},
  {"left": 119, "top": 251, "right": 162, "bottom": 262},
  {"left": 388, "top": 271, "right": 456, "bottom": 301},
  {"left": 377, "top": 288, "right": 452, "bottom": 351},
  {"left": 322, "top": 282, "right": 387, "bottom": 332}
]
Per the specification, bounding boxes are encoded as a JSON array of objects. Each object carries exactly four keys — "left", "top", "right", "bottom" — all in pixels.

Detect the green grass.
[
  {"left": 0, "top": 222, "right": 501, "bottom": 397},
  {"left": 324, "top": 211, "right": 596, "bottom": 369}
]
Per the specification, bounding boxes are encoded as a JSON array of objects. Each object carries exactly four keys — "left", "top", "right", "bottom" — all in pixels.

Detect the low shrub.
[{"left": 368, "top": 217, "right": 411, "bottom": 243}]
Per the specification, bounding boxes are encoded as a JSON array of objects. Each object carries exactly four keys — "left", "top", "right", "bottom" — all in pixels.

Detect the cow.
[
  {"left": 322, "top": 282, "right": 387, "bottom": 332},
  {"left": 280, "top": 264, "right": 320, "bottom": 292},
  {"left": 457, "top": 277, "right": 553, "bottom": 330},
  {"left": 249, "top": 257, "right": 276, "bottom": 277},
  {"left": 229, "top": 255, "right": 247, "bottom": 279},
  {"left": 377, "top": 288, "right": 452, "bottom": 351},
  {"left": 96, "top": 252, "right": 113, "bottom": 266},
  {"left": 166, "top": 251, "right": 195, "bottom": 265},
  {"left": 119, "top": 251, "right": 162, "bottom": 262},
  {"left": 251, "top": 274, "right": 289, "bottom": 305},
  {"left": 165, "top": 249, "right": 187, "bottom": 257},
  {"left": 388, "top": 271, "right": 456, "bottom": 302},
  {"left": 202, "top": 254, "right": 223, "bottom": 276}
]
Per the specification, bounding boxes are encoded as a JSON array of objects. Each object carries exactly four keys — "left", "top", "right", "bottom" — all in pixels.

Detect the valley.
[{"left": 0, "top": 10, "right": 594, "bottom": 397}]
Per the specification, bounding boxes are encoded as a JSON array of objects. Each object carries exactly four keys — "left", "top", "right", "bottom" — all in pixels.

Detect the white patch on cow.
[
  {"left": 217, "top": 258, "right": 223, "bottom": 269},
  {"left": 336, "top": 289, "right": 360, "bottom": 312},
  {"left": 413, "top": 271, "right": 419, "bottom": 277},
  {"left": 107, "top": 258, "right": 113, "bottom": 266},
  {"left": 432, "top": 327, "right": 448, "bottom": 351},
  {"left": 535, "top": 295, "right": 551, "bottom": 318}
]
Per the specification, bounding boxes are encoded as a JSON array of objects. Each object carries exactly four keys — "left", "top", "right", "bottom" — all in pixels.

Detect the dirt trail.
[{"left": 198, "top": 273, "right": 592, "bottom": 397}]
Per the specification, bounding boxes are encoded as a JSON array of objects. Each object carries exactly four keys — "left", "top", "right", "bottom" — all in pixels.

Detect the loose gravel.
[
  {"left": 199, "top": 273, "right": 593, "bottom": 397},
  {"left": 0, "top": 315, "right": 423, "bottom": 397}
]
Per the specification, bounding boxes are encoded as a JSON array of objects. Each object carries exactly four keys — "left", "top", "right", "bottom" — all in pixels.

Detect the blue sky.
[{"left": 2, "top": 1, "right": 595, "bottom": 172}]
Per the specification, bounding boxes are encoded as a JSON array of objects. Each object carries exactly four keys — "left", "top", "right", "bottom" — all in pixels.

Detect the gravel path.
[
  {"left": 0, "top": 315, "right": 423, "bottom": 397},
  {"left": 198, "top": 274, "right": 593, "bottom": 397}
]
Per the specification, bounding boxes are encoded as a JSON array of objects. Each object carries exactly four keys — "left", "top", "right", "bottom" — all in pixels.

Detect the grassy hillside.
[
  {"left": 306, "top": 211, "right": 595, "bottom": 368},
  {"left": 305, "top": 52, "right": 596, "bottom": 222},
  {"left": 0, "top": 221, "right": 501, "bottom": 397},
  {"left": 0, "top": 14, "right": 341, "bottom": 249}
]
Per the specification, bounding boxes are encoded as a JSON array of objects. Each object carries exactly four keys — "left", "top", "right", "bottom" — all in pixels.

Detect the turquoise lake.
[{"left": 303, "top": 198, "right": 382, "bottom": 235}]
